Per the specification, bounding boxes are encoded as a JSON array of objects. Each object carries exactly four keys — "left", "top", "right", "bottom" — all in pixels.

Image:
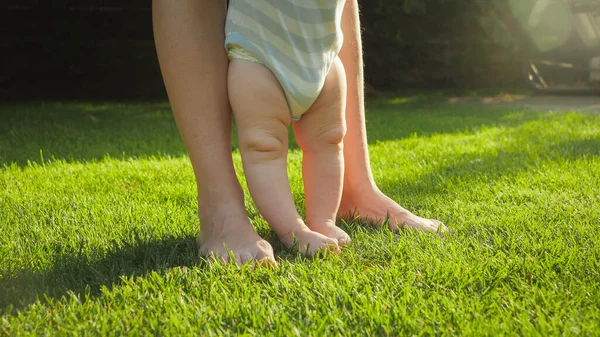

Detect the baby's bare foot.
[
  {"left": 198, "top": 208, "right": 277, "bottom": 267},
  {"left": 279, "top": 225, "right": 340, "bottom": 255},
  {"left": 339, "top": 188, "right": 448, "bottom": 234},
  {"left": 307, "top": 220, "right": 351, "bottom": 245}
]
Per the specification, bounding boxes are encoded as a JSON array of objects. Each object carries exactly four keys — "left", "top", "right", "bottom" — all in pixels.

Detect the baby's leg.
[
  {"left": 292, "top": 57, "right": 351, "bottom": 245},
  {"left": 228, "top": 59, "right": 339, "bottom": 255}
]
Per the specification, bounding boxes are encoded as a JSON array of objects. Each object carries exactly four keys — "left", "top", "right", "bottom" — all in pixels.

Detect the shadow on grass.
[
  {"left": 376, "top": 134, "right": 600, "bottom": 207},
  {"left": 0, "top": 234, "right": 200, "bottom": 314},
  {"left": 546, "top": 137, "right": 600, "bottom": 158},
  {"left": 1, "top": 100, "right": 550, "bottom": 166},
  {"left": 0, "top": 223, "right": 376, "bottom": 314},
  {"left": 0, "top": 101, "right": 185, "bottom": 166},
  {"left": 362, "top": 102, "right": 552, "bottom": 145}
]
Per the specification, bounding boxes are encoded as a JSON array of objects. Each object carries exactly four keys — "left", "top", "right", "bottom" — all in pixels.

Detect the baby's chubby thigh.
[
  {"left": 293, "top": 57, "right": 347, "bottom": 147},
  {"left": 227, "top": 59, "right": 290, "bottom": 127}
]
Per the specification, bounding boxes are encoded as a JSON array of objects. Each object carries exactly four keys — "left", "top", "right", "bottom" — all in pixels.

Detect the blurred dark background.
[{"left": 0, "top": 1, "right": 539, "bottom": 100}]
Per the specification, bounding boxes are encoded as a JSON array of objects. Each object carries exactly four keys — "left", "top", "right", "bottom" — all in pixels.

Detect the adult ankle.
[{"left": 342, "top": 177, "right": 378, "bottom": 196}]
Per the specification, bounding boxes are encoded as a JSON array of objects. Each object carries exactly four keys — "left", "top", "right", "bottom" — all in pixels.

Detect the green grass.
[{"left": 1, "top": 98, "right": 599, "bottom": 336}]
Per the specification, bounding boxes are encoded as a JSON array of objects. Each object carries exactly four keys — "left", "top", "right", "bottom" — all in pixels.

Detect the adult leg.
[
  {"left": 337, "top": 0, "right": 447, "bottom": 233},
  {"left": 229, "top": 60, "right": 339, "bottom": 255},
  {"left": 152, "top": 0, "right": 276, "bottom": 265}
]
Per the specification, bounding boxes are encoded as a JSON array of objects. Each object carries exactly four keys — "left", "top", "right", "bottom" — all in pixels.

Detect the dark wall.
[
  {"left": 2, "top": 1, "right": 162, "bottom": 100},
  {"left": 1, "top": 1, "right": 523, "bottom": 100},
  {"left": 360, "top": 1, "right": 522, "bottom": 90}
]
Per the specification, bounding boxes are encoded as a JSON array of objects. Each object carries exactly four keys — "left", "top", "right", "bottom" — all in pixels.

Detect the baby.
[{"left": 225, "top": 0, "right": 350, "bottom": 254}]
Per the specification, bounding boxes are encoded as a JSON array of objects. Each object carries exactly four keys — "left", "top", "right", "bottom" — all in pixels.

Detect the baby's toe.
[
  {"left": 336, "top": 232, "right": 352, "bottom": 245},
  {"left": 322, "top": 238, "right": 340, "bottom": 254},
  {"left": 325, "top": 237, "right": 339, "bottom": 246}
]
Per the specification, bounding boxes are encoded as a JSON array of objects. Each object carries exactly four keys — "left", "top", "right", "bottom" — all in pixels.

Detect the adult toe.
[{"left": 253, "top": 249, "right": 278, "bottom": 268}]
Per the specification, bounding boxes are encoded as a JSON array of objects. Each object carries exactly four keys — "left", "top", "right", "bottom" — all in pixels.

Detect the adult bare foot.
[
  {"left": 338, "top": 186, "right": 448, "bottom": 234},
  {"left": 198, "top": 204, "right": 277, "bottom": 267}
]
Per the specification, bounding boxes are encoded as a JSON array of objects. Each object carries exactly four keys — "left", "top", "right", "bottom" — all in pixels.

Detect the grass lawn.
[{"left": 1, "top": 98, "right": 599, "bottom": 336}]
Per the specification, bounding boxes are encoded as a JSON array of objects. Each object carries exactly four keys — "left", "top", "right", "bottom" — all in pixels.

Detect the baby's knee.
[
  {"left": 239, "top": 129, "right": 287, "bottom": 160},
  {"left": 315, "top": 123, "right": 346, "bottom": 146},
  {"left": 297, "top": 122, "right": 346, "bottom": 152}
]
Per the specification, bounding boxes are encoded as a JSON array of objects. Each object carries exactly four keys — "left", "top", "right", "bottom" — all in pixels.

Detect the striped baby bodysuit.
[{"left": 225, "top": 0, "right": 345, "bottom": 119}]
